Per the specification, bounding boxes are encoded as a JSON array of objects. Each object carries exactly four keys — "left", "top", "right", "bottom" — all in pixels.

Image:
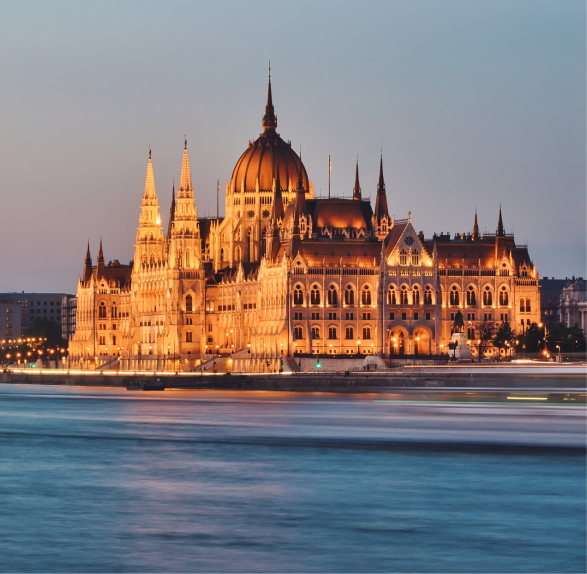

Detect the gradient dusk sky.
[{"left": 0, "top": 0, "right": 584, "bottom": 293}]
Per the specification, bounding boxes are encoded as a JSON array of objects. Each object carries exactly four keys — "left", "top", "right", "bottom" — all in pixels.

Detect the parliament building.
[{"left": 69, "top": 75, "right": 541, "bottom": 371}]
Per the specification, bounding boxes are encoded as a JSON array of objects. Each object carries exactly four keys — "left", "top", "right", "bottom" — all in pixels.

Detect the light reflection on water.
[{"left": 0, "top": 384, "right": 585, "bottom": 573}]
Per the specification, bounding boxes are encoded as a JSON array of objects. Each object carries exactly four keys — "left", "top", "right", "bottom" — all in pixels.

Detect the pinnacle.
[
  {"left": 144, "top": 153, "right": 157, "bottom": 200},
  {"left": 178, "top": 144, "right": 193, "bottom": 197}
]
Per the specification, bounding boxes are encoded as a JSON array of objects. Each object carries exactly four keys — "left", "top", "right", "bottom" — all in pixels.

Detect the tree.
[
  {"left": 28, "top": 318, "right": 66, "bottom": 349},
  {"left": 522, "top": 322, "right": 544, "bottom": 353},
  {"left": 546, "top": 323, "right": 586, "bottom": 353},
  {"left": 476, "top": 322, "right": 494, "bottom": 362},
  {"left": 493, "top": 321, "right": 515, "bottom": 358}
]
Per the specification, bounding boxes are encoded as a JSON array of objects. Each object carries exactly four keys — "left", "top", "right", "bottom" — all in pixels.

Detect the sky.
[{"left": 0, "top": 0, "right": 584, "bottom": 293}]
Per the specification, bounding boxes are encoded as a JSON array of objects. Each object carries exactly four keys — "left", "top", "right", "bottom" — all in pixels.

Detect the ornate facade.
[{"left": 69, "top": 74, "right": 541, "bottom": 371}]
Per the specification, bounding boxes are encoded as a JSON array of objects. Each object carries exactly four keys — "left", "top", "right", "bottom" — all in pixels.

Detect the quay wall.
[{"left": 1, "top": 369, "right": 585, "bottom": 391}]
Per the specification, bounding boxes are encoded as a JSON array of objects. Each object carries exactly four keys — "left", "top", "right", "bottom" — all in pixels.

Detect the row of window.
[{"left": 294, "top": 326, "right": 372, "bottom": 341}]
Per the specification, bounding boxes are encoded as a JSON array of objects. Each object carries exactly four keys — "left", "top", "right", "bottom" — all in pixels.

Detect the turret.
[
  {"left": 83, "top": 241, "right": 93, "bottom": 283},
  {"left": 97, "top": 238, "right": 105, "bottom": 278},
  {"left": 353, "top": 159, "right": 361, "bottom": 200},
  {"left": 374, "top": 154, "right": 388, "bottom": 221},
  {"left": 496, "top": 205, "right": 505, "bottom": 237},
  {"left": 472, "top": 210, "right": 480, "bottom": 241}
]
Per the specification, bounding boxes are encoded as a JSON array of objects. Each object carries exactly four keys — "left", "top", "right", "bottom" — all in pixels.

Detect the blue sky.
[{"left": 0, "top": 0, "right": 584, "bottom": 292}]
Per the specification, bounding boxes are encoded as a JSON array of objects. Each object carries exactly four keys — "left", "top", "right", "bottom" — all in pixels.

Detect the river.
[{"left": 0, "top": 384, "right": 585, "bottom": 572}]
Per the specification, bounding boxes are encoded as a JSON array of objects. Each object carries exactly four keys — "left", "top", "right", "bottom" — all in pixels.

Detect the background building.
[
  {"left": 560, "top": 278, "right": 586, "bottom": 332},
  {"left": 0, "top": 292, "right": 70, "bottom": 338}
]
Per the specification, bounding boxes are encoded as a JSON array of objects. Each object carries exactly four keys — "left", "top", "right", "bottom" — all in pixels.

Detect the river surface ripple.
[{"left": 0, "top": 384, "right": 585, "bottom": 573}]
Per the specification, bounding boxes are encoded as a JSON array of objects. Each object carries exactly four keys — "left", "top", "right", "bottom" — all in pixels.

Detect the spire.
[
  {"left": 297, "top": 147, "right": 305, "bottom": 191},
  {"left": 96, "top": 238, "right": 105, "bottom": 278},
  {"left": 83, "top": 240, "right": 93, "bottom": 282},
  {"left": 178, "top": 140, "right": 193, "bottom": 198},
  {"left": 353, "top": 158, "right": 361, "bottom": 200},
  {"left": 496, "top": 204, "right": 505, "bottom": 236},
  {"left": 167, "top": 179, "right": 175, "bottom": 238},
  {"left": 374, "top": 153, "right": 389, "bottom": 221},
  {"left": 143, "top": 149, "right": 156, "bottom": 199},
  {"left": 262, "top": 62, "right": 277, "bottom": 132},
  {"left": 271, "top": 159, "right": 285, "bottom": 221},
  {"left": 472, "top": 209, "right": 480, "bottom": 241},
  {"left": 97, "top": 238, "right": 104, "bottom": 263}
]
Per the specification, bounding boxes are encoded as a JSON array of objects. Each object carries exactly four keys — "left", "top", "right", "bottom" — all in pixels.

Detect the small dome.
[{"left": 230, "top": 74, "right": 309, "bottom": 193}]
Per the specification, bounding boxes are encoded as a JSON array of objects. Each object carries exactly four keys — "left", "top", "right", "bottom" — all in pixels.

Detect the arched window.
[
  {"left": 208, "top": 322, "right": 213, "bottom": 332},
  {"left": 327, "top": 286, "right": 338, "bottom": 306},
  {"left": 400, "top": 285, "right": 408, "bottom": 305},
  {"left": 412, "top": 286, "right": 420, "bottom": 305},
  {"left": 293, "top": 285, "right": 304, "bottom": 305},
  {"left": 328, "top": 327, "right": 337, "bottom": 340},
  {"left": 112, "top": 335, "right": 117, "bottom": 346},
  {"left": 450, "top": 286, "right": 460, "bottom": 306},
  {"left": 345, "top": 326, "right": 354, "bottom": 340},
  {"left": 185, "top": 248, "right": 191, "bottom": 268},
  {"left": 150, "top": 253, "right": 155, "bottom": 266},
  {"left": 483, "top": 286, "right": 493, "bottom": 306},
  {"left": 399, "top": 248, "right": 408, "bottom": 266},
  {"left": 424, "top": 285, "right": 433, "bottom": 305},
  {"left": 186, "top": 294, "right": 193, "bottom": 312},
  {"left": 387, "top": 287, "right": 397, "bottom": 305},
  {"left": 519, "top": 298, "right": 525, "bottom": 313},
  {"left": 310, "top": 285, "right": 321, "bottom": 306},
  {"left": 186, "top": 331, "right": 193, "bottom": 343},
  {"left": 411, "top": 249, "right": 419, "bottom": 266},
  {"left": 220, "top": 248, "right": 224, "bottom": 261},
  {"left": 98, "top": 302, "right": 106, "bottom": 318},
  {"left": 362, "top": 326, "right": 371, "bottom": 340},
  {"left": 467, "top": 327, "right": 475, "bottom": 340},
  {"left": 111, "top": 304, "right": 118, "bottom": 318},
  {"left": 294, "top": 326, "right": 303, "bottom": 340},
  {"left": 525, "top": 298, "right": 531, "bottom": 313},
  {"left": 311, "top": 327, "right": 320, "bottom": 340},
  {"left": 186, "top": 317, "right": 193, "bottom": 325},
  {"left": 361, "top": 286, "right": 371, "bottom": 306},
  {"left": 466, "top": 286, "right": 476, "bottom": 306},
  {"left": 344, "top": 285, "right": 355, "bottom": 306},
  {"left": 499, "top": 286, "right": 509, "bottom": 306}
]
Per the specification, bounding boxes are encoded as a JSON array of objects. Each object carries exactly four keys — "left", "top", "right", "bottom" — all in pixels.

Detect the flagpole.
[
  {"left": 217, "top": 179, "right": 219, "bottom": 220},
  {"left": 328, "top": 155, "right": 331, "bottom": 198}
]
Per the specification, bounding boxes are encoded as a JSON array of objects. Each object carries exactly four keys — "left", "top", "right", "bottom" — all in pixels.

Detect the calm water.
[{"left": 0, "top": 384, "right": 585, "bottom": 573}]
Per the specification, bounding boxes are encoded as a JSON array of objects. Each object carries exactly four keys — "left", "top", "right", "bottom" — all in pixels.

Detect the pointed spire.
[
  {"left": 96, "top": 238, "right": 105, "bottom": 278},
  {"left": 497, "top": 204, "right": 505, "bottom": 236},
  {"left": 297, "top": 147, "right": 305, "bottom": 191},
  {"left": 472, "top": 209, "right": 480, "bottom": 241},
  {"left": 83, "top": 240, "right": 93, "bottom": 282},
  {"left": 272, "top": 159, "right": 285, "bottom": 221},
  {"left": 374, "top": 153, "right": 389, "bottom": 221},
  {"left": 262, "top": 62, "right": 277, "bottom": 132},
  {"left": 143, "top": 149, "right": 156, "bottom": 199},
  {"left": 97, "top": 238, "right": 104, "bottom": 263},
  {"left": 178, "top": 140, "right": 193, "bottom": 198},
  {"left": 353, "top": 158, "right": 361, "bottom": 200},
  {"left": 167, "top": 179, "right": 175, "bottom": 238}
]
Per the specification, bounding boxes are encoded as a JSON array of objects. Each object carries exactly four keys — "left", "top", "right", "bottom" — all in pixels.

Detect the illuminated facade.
[{"left": 69, "top": 75, "right": 541, "bottom": 370}]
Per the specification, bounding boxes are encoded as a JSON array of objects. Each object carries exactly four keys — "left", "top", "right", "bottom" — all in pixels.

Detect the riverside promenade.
[{"left": 1, "top": 363, "right": 585, "bottom": 393}]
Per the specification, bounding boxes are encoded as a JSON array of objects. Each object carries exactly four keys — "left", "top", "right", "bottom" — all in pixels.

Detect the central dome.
[{"left": 230, "top": 76, "right": 309, "bottom": 193}]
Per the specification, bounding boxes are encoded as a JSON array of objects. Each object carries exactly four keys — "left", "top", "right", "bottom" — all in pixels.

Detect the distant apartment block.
[
  {"left": 61, "top": 295, "right": 77, "bottom": 340},
  {"left": 0, "top": 293, "right": 73, "bottom": 338},
  {"left": 0, "top": 299, "right": 23, "bottom": 341}
]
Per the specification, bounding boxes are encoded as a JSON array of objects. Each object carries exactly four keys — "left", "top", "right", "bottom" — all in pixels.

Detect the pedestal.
[{"left": 450, "top": 332, "right": 473, "bottom": 359}]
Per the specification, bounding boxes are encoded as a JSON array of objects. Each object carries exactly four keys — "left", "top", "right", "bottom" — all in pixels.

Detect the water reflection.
[{"left": 0, "top": 384, "right": 585, "bottom": 572}]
